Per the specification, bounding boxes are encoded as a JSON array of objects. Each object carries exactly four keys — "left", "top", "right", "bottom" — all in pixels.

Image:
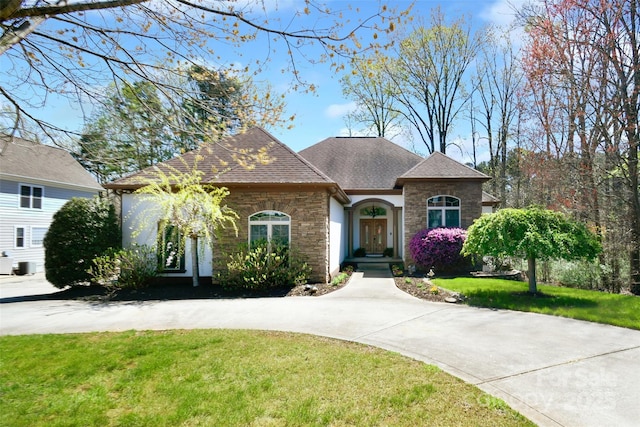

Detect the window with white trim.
[
  {"left": 15, "top": 227, "right": 25, "bottom": 248},
  {"left": 158, "top": 222, "right": 185, "bottom": 272},
  {"left": 249, "top": 211, "right": 290, "bottom": 248},
  {"left": 31, "top": 226, "right": 48, "bottom": 247},
  {"left": 20, "top": 184, "right": 43, "bottom": 209},
  {"left": 427, "top": 196, "right": 460, "bottom": 228}
]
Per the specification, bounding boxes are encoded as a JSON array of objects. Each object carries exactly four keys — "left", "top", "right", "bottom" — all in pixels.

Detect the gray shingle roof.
[
  {"left": 0, "top": 136, "right": 102, "bottom": 191},
  {"left": 397, "top": 151, "right": 490, "bottom": 181},
  {"left": 106, "top": 127, "right": 340, "bottom": 189},
  {"left": 299, "top": 136, "right": 423, "bottom": 190},
  {"left": 482, "top": 191, "right": 500, "bottom": 205}
]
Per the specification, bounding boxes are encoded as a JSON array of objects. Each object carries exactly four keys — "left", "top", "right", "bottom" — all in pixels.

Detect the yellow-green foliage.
[
  {"left": 463, "top": 207, "right": 601, "bottom": 262},
  {"left": 133, "top": 158, "right": 238, "bottom": 246}
]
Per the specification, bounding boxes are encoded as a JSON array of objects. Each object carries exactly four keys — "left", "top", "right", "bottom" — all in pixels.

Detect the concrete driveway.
[{"left": 1, "top": 270, "right": 639, "bottom": 427}]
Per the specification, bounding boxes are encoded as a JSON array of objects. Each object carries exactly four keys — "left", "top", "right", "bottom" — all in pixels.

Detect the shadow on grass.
[{"left": 463, "top": 289, "right": 598, "bottom": 311}]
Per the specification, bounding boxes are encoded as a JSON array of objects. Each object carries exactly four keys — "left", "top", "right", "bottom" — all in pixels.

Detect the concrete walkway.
[{"left": 1, "top": 270, "right": 639, "bottom": 427}]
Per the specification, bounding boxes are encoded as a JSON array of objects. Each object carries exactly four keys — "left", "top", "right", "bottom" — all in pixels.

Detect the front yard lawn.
[
  {"left": 0, "top": 330, "right": 533, "bottom": 427},
  {"left": 432, "top": 277, "right": 640, "bottom": 330}
]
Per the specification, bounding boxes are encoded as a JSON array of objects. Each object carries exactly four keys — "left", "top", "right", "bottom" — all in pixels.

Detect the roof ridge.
[
  {"left": 212, "top": 127, "right": 334, "bottom": 184},
  {"left": 430, "top": 151, "right": 489, "bottom": 177}
]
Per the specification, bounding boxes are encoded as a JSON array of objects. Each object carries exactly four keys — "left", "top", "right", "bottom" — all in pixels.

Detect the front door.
[{"left": 360, "top": 219, "right": 386, "bottom": 255}]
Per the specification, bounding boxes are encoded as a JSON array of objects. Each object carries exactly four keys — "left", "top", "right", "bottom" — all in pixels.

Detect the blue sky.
[
  {"left": 263, "top": 0, "right": 525, "bottom": 162},
  {"left": 3, "top": 0, "right": 525, "bottom": 163}
]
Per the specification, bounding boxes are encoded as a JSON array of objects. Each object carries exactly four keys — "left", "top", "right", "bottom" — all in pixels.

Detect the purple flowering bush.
[{"left": 409, "top": 228, "right": 468, "bottom": 271}]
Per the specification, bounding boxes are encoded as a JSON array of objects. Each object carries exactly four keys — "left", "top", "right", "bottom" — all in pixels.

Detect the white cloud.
[
  {"left": 479, "top": 0, "right": 527, "bottom": 27},
  {"left": 324, "top": 102, "right": 357, "bottom": 119}
]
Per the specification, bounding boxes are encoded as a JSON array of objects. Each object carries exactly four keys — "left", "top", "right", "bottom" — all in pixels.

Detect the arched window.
[
  {"left": 249, "top": 211, "right": 290, "bottom": 247},
  {"left": 427, "top": 196, "right": 460, "bottom": 228}
]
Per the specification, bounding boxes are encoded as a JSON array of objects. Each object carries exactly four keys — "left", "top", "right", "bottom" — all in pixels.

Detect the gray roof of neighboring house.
[
  {"left": 0, "top": 135, "right": 103, "bottom": 191},
  {"left": 299, "top": 136, "right": 423, "bottom": 191},
  {"left": 105, "top": 127, "right": 349, "bottom": 201},
  {"left": 397, "top": 151, "right": 491, "bottom": 183},
  {"left": 482, "top": 191, "right": 500, "bottom": 205}
]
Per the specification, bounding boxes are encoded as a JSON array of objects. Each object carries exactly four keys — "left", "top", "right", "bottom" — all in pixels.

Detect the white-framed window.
[
  {"left": 31, "top": 226, "right": 48, "bottom": 247},
  {"left": 15, "top": 227, "right": 25, "bottom": 248},
  {"left": 249, "top": 211, "right": 290, "bottom": 248},
  {"left": 19, "top": 184, "right": 43, "bottom": 209},
  {"left": 158, "top": 222, "right": 185, "bottom": 272},
  {"left": 427, "top": 196, "right": 461, "bottom": 228}
]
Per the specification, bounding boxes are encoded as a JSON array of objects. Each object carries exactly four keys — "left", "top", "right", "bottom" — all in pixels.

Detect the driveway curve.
[{"left": 1, "top": 270, "right": 639, "bottom": 427}]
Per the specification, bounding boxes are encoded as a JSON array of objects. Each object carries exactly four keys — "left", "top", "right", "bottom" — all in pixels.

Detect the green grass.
[
  {"left": 433, "top": 277, "right": 640, "bottom": 330},
  {"left": 0, "top": 330, "right": 533, "bottom": 427}
]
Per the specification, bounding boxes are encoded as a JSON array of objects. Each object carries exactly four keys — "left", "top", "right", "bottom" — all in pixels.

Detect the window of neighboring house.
[
  {"left": 249, "top": 211, "right": 290, "bottom": 248},
  {"left": 15, "top": 227, "right": 25, "bottom": 248},
  {"left": 427, "top": 196, "right": 461, "bottom": 228},
  {"left": 158, "top": 223, "right": 185, "bottom": 272},
  {"left": 31, "top": 226, "right": 48, "bottom": 247},
  {"left": 20, "top": 185, "right": 43, "bottom": 209}
]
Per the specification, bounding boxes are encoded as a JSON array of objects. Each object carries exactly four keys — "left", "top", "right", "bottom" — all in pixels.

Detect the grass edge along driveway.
[
  {"left": 433, "top": 277, "right": 640, "bottom": 330},
  {"left": 0, "top": 329, "right": 533, "bottom": 427}
]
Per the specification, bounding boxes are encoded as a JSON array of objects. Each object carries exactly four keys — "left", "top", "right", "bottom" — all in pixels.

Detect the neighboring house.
[
  {"left": 0, "top": 136, "right": 103, "bottom": 274},
  {"left": 105, "top": 127, "right": 494, "bottom": 283}
]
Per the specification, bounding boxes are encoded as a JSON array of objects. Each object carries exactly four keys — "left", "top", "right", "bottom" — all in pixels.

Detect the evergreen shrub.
[
  {"left": 88, "top": 245, "right": 159, "bottom": 292},
  {"left": 218, "top": 241, "right": 311, "bottom": 291},
  {"left": 44, "top": 197, "right": 121, "bottom": 288}
]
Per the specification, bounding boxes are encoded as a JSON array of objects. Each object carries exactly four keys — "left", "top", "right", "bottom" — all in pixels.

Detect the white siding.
[
  {"left": 347, "top": 194, "right": 404, "bottom": 208},
  {"left": 121, "top": 193, "right": 213, "bottom": 278},
  {"left": 328, "top": 196, "right": 345, "bottom": 278},
  {"left": 0, "top": 178, "right": 100, "bottom": 273}
]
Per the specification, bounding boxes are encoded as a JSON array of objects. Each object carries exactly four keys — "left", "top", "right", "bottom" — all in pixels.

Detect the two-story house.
[{"left": 0, "top": 136, "right": 103, "bottom": 274}]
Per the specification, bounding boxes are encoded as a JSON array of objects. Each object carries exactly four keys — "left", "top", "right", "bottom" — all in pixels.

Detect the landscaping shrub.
[
  {"left": 353, "top": 247, "right": 366, "bottom": 257},
  {"left": 553, "top": 259, "right": 603, "bottom": 290},
  {"left": 88, "top": 245, "right": 159, "bottom": 292},
  {"left": 44, "top": 197, "right": 121, "bottom": 288},
  {"left": 217, "top": 241, "right": 312, "bottom": 291},
  {"left": 409, "top": 227, "right": 468, "bottom": 272}
]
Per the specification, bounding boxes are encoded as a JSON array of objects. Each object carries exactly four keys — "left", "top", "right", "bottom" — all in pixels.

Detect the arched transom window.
[
  {"left": 249, "top": 210, "right": 290, "bottom": 247},
  {"left": 427, "top": 196, "right": 460, "bottom": 228}
]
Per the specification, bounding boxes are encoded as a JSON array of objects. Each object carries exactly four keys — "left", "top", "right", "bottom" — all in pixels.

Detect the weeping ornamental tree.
[
  {"left": 462, "top": 207, "right": 601, "bottom": 293},
  {"left": 134, "top": 159, "right": 238, "bottom": 287}
]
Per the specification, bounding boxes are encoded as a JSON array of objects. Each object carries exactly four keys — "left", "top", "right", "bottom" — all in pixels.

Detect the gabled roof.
[
  {"left": 396, "top": 151, "right": 490, "bottom": 184},
  {"left": 105, "top": 127, "right": 349, "bottom": 202},
  {"left": 0, "top": 135, "right": 102, "bottom": 191},
  {"left": 299, "top": 136, "right": 423, "bottom": 191},
  {"left": 482, "top": 191, "right": 500, "bottom": 205}
]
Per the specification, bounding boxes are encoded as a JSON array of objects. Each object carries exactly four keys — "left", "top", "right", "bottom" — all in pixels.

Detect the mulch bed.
[
  {"left": 393, "top": 276, "right": 464, "bottom": 303},
  {"left": 18, "top": 280, "right": 348, "bottom": 302},
  {"left": 8, "top": 274, "right": 462, "bottom": 304}
]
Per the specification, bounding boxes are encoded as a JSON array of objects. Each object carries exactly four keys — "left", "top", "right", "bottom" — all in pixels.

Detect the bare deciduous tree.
[{"left": 1, "top": 1, "right": 406, "bottom": 143}]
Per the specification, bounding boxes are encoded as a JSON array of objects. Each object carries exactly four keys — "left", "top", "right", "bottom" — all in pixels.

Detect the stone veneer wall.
[
  {"left": 403, "top": 180, "right": 484, "bottom": 265},
  {"left": 214, "top": 189, "right": 330, "bottom": 283}
]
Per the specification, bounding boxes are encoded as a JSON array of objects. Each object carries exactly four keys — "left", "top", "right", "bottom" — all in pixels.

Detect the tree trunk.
[
  {"left": 527, "top": 257, "right": 538, "bottom": 294},
  {"left": 191, "top": 236, "right": 199, "bottom": 287}
]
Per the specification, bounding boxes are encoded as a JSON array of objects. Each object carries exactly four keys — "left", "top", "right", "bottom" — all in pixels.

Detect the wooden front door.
[{"left": 360, "top": 219, "right": 386, "bottom": 255}]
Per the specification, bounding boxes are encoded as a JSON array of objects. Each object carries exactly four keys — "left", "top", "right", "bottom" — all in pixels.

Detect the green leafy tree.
[
  {"left": 133, "top": 159, "right": 238, "bottom": 287},
  {"left": 76, "top": 68, "right": 286, "bottom": 183},
  {"left": 44, "top": 197, "right": 121, "bottom": 288},
  {"left": 462, "top": 207, "right": 601, "bottom": 293},
  {"left": 76, "top": 81, "right": 172, "bottom": 183}
]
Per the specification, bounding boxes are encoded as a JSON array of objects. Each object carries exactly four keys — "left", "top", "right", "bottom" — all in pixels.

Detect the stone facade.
[
  {"left": 403, "top": 180, "right": 484, "bottom": 265},
  {"left": 214, "top": 188, "right": 330, "bottom": 283}
]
